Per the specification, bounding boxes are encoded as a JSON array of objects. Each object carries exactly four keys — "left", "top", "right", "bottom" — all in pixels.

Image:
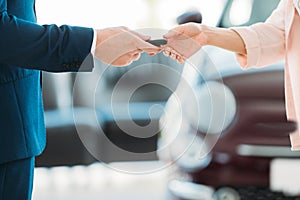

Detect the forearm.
[
  {"left": 0, "top": 11, "right": 94, "bottom": 72},
  {"left": 202, "top": 25, "right": 246, "bottom": 55}
]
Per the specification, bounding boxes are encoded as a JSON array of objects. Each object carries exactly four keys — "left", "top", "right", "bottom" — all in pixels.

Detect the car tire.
[{"left": 213, "top": 187, "right": 240, "bottom": 200}]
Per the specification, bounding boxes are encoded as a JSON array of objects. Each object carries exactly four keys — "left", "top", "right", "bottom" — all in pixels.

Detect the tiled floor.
[{"left": 32, "top": 161, "right": 170, "bottom": 200}]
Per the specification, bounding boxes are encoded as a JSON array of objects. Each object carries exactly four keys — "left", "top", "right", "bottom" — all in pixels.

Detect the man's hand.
[
  {"left": 163, "top": 23, "right": 208, "bottom": 63},
  {"left": 95, "top": 26, "right": 161, "bottom": 66}
]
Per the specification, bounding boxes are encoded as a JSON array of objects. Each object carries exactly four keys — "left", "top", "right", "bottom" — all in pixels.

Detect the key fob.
[{"left": 146, "top": 39, "right": 167, "bottom": 47}]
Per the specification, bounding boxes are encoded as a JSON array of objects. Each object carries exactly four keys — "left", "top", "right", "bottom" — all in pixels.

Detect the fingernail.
[
  {"left": 163, "top": 34, "right": 169, "bottom": 39},
  {"left": 165, "top": 46, "right": 171, "bottom": 52},
  {"left": 163, "top": 31, "right": 171, "bottom": 38}
]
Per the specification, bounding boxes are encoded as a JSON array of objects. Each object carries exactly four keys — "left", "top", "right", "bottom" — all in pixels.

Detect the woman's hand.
[
  {"left": 163, "top": 23, "right": 209, "bottom": 63},
  {"left": 163, "top": 23, "right": 247, "bottom": 64}
]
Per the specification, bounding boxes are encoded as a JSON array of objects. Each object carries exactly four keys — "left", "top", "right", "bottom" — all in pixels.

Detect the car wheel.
[{"left": 213, "top": 187, "right": 240, "bottom": 200}]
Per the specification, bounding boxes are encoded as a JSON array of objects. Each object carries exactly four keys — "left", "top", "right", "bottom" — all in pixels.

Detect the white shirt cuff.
[{"left": 91, "top": 29, "right": 97, "bottom": 55}]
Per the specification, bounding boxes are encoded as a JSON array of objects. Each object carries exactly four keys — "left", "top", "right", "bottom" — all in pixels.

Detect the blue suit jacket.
[{"left": 0, "top": 0, "right": 94, "bottom": 164}]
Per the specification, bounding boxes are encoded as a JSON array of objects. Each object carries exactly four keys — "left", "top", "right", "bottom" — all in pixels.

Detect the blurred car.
[{"left": 157, "top": 0, "right": 300, "bottom": 199}]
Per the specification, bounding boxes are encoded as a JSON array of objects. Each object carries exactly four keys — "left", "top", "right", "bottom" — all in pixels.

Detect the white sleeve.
[{"left": 230, "top": 0, "right": 287, "bottom": 69}]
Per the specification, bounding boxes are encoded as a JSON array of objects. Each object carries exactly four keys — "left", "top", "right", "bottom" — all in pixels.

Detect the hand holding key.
[
  {"left": 162, "top": 23, "right": 209, "bottom": 63},
  {"left": 94, "top": 26, "right": 162, "bottom": 66}
]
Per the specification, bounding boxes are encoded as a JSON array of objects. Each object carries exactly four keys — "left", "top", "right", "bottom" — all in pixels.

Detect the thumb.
[
  {"left": 163, "top": 26, "right": 184, "bottom": 39},
  {"left": 129, "top": 30, "right": 151, "bottom": 41}
]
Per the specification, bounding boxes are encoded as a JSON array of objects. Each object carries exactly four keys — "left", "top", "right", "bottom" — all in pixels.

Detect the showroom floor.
[
  {"left": 32, "top": 161, "right": 170, "bottom": 200},
  {"left": 32, "top": 159, "right": 300, "bottom": 200}
]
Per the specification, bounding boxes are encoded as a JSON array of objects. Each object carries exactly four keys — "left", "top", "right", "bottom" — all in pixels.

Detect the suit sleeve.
[
  {"left": 0, "top": 11, "right": 94, "bottom": 72},
  {"left": 230, "top": 0, "right": 286, "bottom": 69}
]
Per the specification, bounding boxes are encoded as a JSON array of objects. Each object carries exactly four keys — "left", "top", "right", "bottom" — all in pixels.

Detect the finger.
[
  {"left": 136, "top": 43, "right": 160, "bottom": 53},
  {"left": 143, "top": 48, "right": 162, "bottom": 55},
  {"left": 163, "top": 47, "right": 172, "bottom": 57},
  {"left": 128, "top": 49, "right": 142, "bottom": 61},
  {"left": 163, "top": 46, "right": 172, "bottom": 54},
  {"left": 111, "top": 54, "right": 133, "bottom": 67},
  {"left": 127, "top": 33, "right": 160, "bottom": 51},
  {"left": 148, "top": 53, "right": 156, "bottom": 57},
  {"left": 146, "top": 48, "right": 162, "bottom": 56},
  {"left": 128, "top": 30, "right": 151, "bottom": 41},
  {"left": 131, "top": 52, "right": 141, "bottom": 61},
  {"left": 170, "top": 53, "right": 177, "bottom": 60},
  {"left": 176, "top": 55, "right": 185, "bottom": 64},
  {"left": 117, "top": 30, "right": 155, "bottom": 52},
  {"left": 170, "top": 48, "right": 180, "bottom": 60},
  {"left": 163, "top": 26, "right": 184, "bottom": 39},
  {"left": 171, "top": 49, "right": 187, "bottom": 62},
  {"left": 163, "top": 51, "right": 170, "bottom": 57},
  {"left": 130, "top": 49, "right": 143, "bottom": 54}
]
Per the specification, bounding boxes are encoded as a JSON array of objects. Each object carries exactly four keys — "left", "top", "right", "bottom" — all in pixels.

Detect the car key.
[{"left": 146, "top": 39, "right": 167, "bottom": 47}]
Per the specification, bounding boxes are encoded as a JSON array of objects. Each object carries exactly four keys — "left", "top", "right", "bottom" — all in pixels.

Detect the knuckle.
[{"left": 119, "top": 26, "right": 129, "bottom": 31}]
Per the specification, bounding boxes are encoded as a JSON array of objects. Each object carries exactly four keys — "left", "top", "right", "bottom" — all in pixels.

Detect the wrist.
[
  {"left": 95, "top": 30, "right": 101, "bottom": 47},
  {"left": 200, "top": 25, "right": 246, "bottom": 54},
  {"left": 200, "top": 25, "right": 217, "bottom": 46}
]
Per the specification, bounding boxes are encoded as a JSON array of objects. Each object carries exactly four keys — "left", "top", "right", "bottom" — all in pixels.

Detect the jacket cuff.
[{"left": 290, "top": 131, "right": 300, "bottom": 151}]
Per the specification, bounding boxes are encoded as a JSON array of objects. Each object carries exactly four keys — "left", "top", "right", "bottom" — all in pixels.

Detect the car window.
[{"left": 219, "top": 0, "right": 281, "bottom": 27}]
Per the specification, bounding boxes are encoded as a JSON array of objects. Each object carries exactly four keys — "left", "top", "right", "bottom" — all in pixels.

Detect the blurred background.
[
  {"left": 35, "top": 1, "right": 209, "bottom": 199},
  {"left": 35, "top": 0, "right": 227, "bottom": 28},
  {"left": 33, "top": 0, "right": 300, "bottom": 200}
]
